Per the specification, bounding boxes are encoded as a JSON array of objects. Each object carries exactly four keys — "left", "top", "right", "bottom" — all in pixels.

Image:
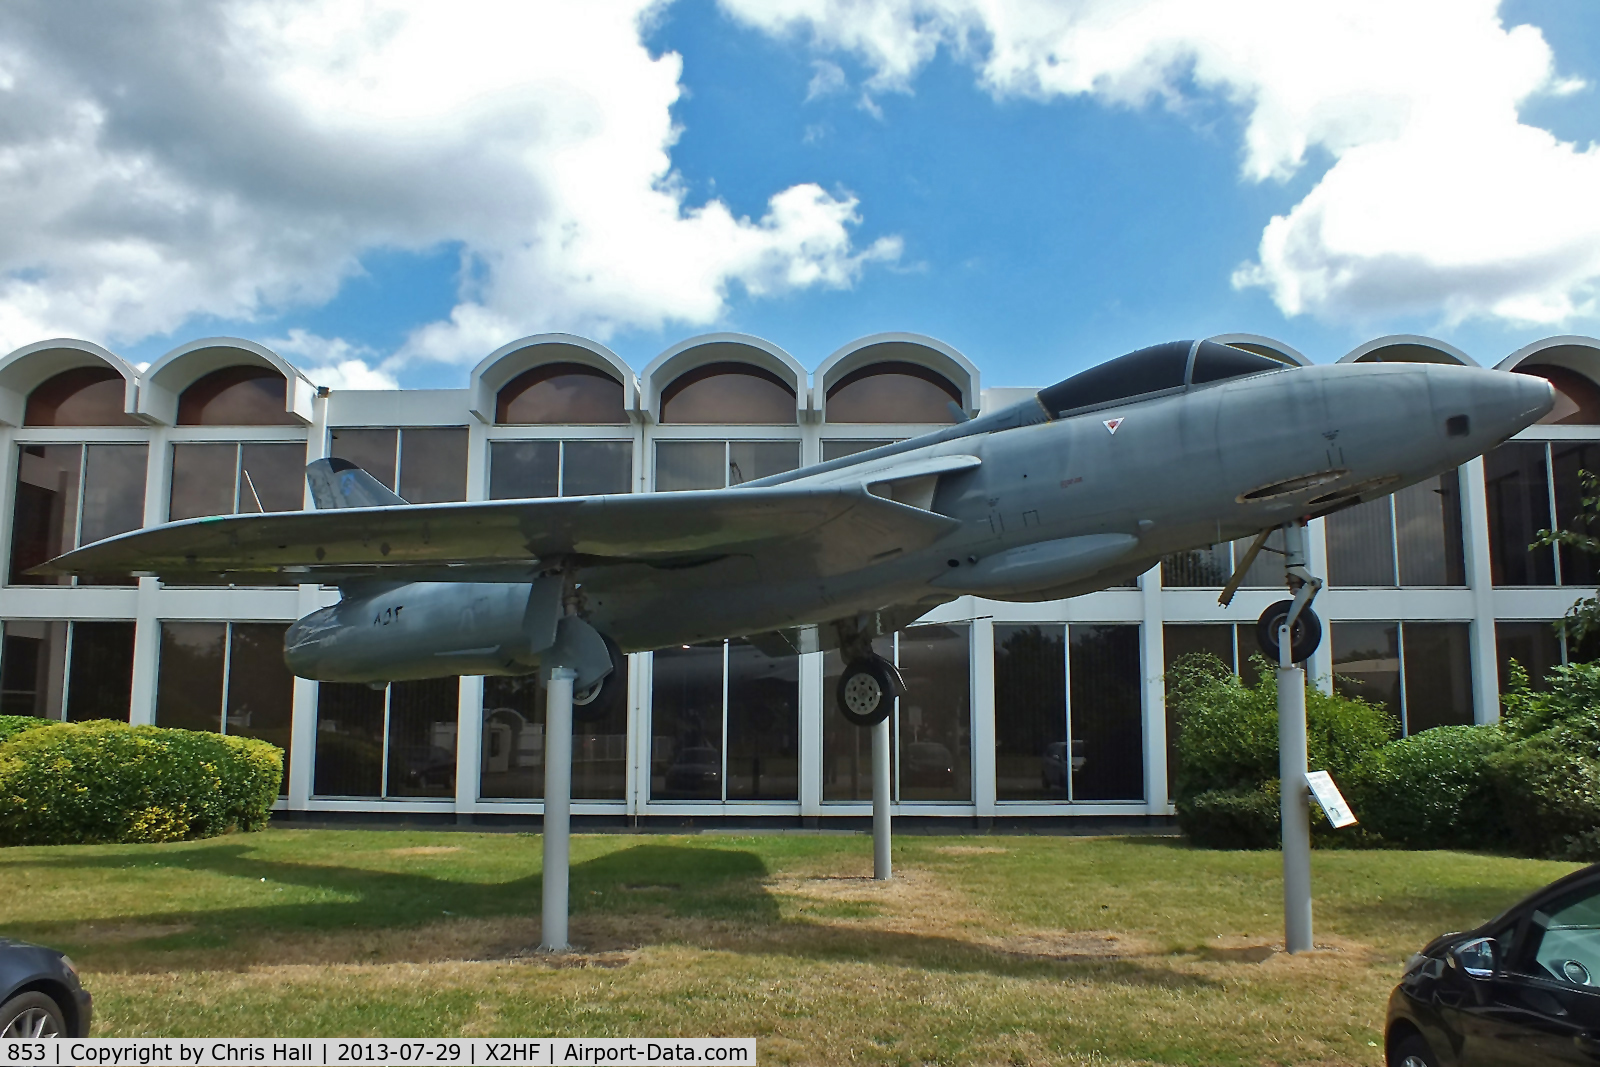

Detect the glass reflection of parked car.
[
  {"left": 397, "top": 745, "right": 456, "bottom": 791},
  {"left": 1386, "top": 863, "right": 1600, "bottom": 1066},
  {"left": 1041, "top": 740, "right": 1087, "bottom": 793},
  {"left": 903, "top": 741, "right": 955, "bottom": 789},
  {"left": 664, "top": 747, "right": 721, "bottom": 796}
]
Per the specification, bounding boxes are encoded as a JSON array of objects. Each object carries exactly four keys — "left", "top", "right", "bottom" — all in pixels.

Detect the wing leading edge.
[{"left": 36, "top": 485, "right": 958, "bottom": 586}]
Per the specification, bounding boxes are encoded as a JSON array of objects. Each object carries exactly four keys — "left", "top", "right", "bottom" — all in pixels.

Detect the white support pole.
[
  {"left": 872, "top": 715, "right": 892, "bottom": 880},
  {"left": 1278, "top": 663, "right": 1312, "bottom": 954},
  {"left": 540, "top": 666, "right": 575, "bottom": 952}
]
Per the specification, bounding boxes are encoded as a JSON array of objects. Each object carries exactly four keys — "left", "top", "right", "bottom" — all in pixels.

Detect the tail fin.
[{"left": 305, "top": 458, "right": 409, "bottom": 510}]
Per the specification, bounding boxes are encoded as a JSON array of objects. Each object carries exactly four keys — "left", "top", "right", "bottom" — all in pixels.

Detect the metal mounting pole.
[
  {"left": 872, "top": 715, "right": 892, "bottom": 880},
  {"left": 540, "top": 666, "right": 575, "bottom": 952},
  {"left": 1279, "top": 522, "right": 1313, "bottom": 954}
]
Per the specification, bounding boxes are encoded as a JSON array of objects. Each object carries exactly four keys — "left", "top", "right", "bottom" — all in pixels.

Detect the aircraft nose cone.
[{"left": 1430, "top": 366, "right": 1554, "bottom": 443}]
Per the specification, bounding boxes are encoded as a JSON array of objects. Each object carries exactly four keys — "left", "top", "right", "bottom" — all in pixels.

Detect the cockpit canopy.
[{"left": 1036, "top": 340, "right": 1289, "bottom": 419}]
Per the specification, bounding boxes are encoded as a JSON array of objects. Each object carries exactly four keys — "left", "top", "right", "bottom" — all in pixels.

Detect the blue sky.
[{"left": 9, "top": 1, "right": 1600, "bottom": 391}]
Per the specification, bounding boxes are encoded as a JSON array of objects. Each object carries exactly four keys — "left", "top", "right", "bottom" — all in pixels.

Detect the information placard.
[{"left": 1306, "top": 770, "right": 1357, "bottom": 828}]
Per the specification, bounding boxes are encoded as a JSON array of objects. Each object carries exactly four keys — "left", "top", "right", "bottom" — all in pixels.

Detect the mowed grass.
[{"left": 0, "top": 829, "right": 1581, "bottom": 1066}]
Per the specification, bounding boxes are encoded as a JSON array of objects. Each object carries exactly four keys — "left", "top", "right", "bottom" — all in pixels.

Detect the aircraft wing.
[{"left": 35, "top": 485, "right": 958, "bottom": 586}]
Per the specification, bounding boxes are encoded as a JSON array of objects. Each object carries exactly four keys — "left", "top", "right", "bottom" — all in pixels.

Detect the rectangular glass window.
[
  {"left": 1403, "top": 623, "right": 1474, "bottom": 733},
  {"left": 329, "top": 429, "right": 398, "bottom": 489},
  {"left": 1496, "top": 621, "right": 1563, "bottom": 696},
  {"left": 728, "top": 442, "right": 799, "bottom": 485},
  {"left": 238, "top": 444, "right": 306, "bottom": 513},
  {"left": 9, "top": 445, "right": 79, "bottom": 585},
  {"left": 1395, "top": 472, "right": 1466, "bottom": 585},
  {"left": 0, "top": 621, "right": 134, "bottom": 722},
  {"left": 489, "top": 440, "right": 632, "bottom": 500},
  {"left": 1326, "top": 498, "right": 1397, "bottom": 586},
  {"left": 398, "top": 428, "right": 468, "bottom": 504},
  {"left": 897, "top": 624, "right": 971, "bottom": 802},
  {"left": 386, "top": 678, "right": 458, "bottom": 798},
  {"left": 821, "top": 439, "right": 895, "bottom": 462},
  {"left": 169, "top": 443, "right": 237, "bottom": 520},
  {"left": 490, "top": 441, "right": 559, "bottom": 500},
  {"left": 10, "top": 444, "right": 147, "bottom": 585},
  {"left": 227, "top": 623, "right": 294, "bottom": 787},
  {"left": 650, "top": 643, "right": 724, "bottom": 800},
  {"left": 656, "top": 440, "right": 799, "bottom": 491},
  {"left": 655, "top": 441, "right": 727, "bottom": 492},
  {"left": 80, "top": 444, "right": 149, "bottom": 544},
  {"left": 1485, "top": 442, "right": 1557, "bottom": 585},
  {"left": 156, "top": 621, "right": 227, "bottom": 731},
  {"left": 64, "top": 622, "right": 135, "bottom": 722},
  {"left": 1551, "top": 441, "right": 1600, "bottom": 586},
  {"left": 563, "top": 441, "right": 632, "bottom": 496},
  {"left": 314, "top": 683, "right": 385, "bottom": 797},
  {"left": 480, "top": 670, "right": 628, "bottom": 800},
  {"left": 725, "top": 639, "right": 799, "bottom": 800},
  {"left": 1069, "top": 624, "right": 1143, "bottom": 801},
  {"left": 1160, "top": 545, "right": 1233, "bottom": 587},
  {"left": 0, "top": 621, "right": 66, "bottom": 718},
  {"left": 1331, "top": 622, "right": 1402, "bottom": 720},
  {"left": 821, "top": 637, "right": 891, "bottom": 802},
  {"left": 994, "top": 624, "right": 1067, "bottom": 801}
]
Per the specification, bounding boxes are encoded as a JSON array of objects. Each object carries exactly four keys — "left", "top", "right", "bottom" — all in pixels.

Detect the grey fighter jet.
[{"left": 37, "top": 340, "right": 1555, "bottom": 726}]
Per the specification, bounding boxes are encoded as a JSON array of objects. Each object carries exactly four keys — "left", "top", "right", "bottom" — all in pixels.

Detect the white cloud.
[
  {"left": 719, "top": 0, "right": 1600, "bottom": 327},
  {"left": 264, "top": 328, "right": 399, "bottom": 390},
  {"left": 806, "top": 60, "right": 848, "bottom": 101},
  {"left": 0, "top": 1, "right": 898, "bottom": 365}
]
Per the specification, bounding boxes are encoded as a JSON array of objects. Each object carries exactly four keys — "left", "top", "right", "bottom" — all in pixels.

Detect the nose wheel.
[
  {"left": 1256, "top": 599, "right": 1322, "bottom": 662},
  {"left": 837, "top": 655, "right": 901, "bottom": 727}
]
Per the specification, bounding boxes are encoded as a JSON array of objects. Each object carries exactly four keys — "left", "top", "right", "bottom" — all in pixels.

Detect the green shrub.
[
  {"left": 1176, "top": 782, "right": 1281, "bottom": 850},
  {"left": 1486, "top": 726, "right": 1600, "bottom": 861},
  {"left": 0, "top": 716, "right": 55, "bottom": 744},
  {"left": 1348, "top": 725, "right": 1505, "bottom": 849},
  {"left": 1168, "top": 652, "right": 1394, "bottom": 849},
  {"left": 1500, "top": 658, "right": 1600, "bottom": 741},
  {"left": 0, "top": 722, "right": 282, "bottom": 846}
]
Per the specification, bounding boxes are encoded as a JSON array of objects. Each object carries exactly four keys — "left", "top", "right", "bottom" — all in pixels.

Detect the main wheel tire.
[
  {"left": 0, "top": 991, "right": 65, "bottom": 1039},
  {"left": 1387, "top": 1033, "right": 1438, "bottom": 1067},
  {"left": 1257, "top": 600, "right": 1323, "bottom": 662},
  {"left": 837, "top": 657, "right": 894, "bottom": 727},
  {"left": 571, "top": 631, "right": 623, "bottom": 723}
]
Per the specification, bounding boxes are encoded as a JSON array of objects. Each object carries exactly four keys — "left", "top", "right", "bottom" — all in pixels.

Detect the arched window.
[
  {"left": 25, "top": 367, "right": 138, "bottom": 427},
  {"left": 826, "top": 362, "right": 961, "bottom": 423},
  {"left": 1518, "top": 364, "right": 1600, "bottom": 426},
  {"left": 177, "top": 366, "right": 299, "bottom": 426},
  {"left": 660, "top": 363, "right": 796, "bottom": 425},
  {"left": 496, "top": 363, "right": 627, "bottom": 424}
]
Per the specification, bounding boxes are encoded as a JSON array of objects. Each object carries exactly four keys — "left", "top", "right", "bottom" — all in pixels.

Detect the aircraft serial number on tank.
[{"left": 372, "top": 606, "right": 403, "bottom": 626}]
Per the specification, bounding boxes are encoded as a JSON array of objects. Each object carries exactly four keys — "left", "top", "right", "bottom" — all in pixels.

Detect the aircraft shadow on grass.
[{"left": 2, "top": 841, "right": 1216, "bottom": 990}]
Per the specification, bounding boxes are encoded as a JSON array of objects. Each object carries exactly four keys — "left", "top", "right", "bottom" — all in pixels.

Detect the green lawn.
[{"left": 0, "top": 829, "right": 1580, "bottom": 1065}]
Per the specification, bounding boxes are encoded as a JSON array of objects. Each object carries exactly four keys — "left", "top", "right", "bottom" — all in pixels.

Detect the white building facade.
[{"left": 0, "top": 330, "right": 1596, "bottom": 826}]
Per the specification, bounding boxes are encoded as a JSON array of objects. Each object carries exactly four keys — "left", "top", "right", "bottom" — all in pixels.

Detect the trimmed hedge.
[
  {"left": 1178, "top": 782, "right": 1281, "bottom": 850},
  {"left": 0, "top": 721, "right": 282, "bottom": 846},
  {"left": 1347, "top": 725, "right": 1504, "bottom": 849},
  {"left": 0, "top": 715, "right": 55, "bottom": 744}
]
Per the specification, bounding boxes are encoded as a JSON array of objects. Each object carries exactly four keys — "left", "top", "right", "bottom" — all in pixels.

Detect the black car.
[
  {"left": 1387, "top": 863, "right": 1600, "bottom": 1065},
  {"left": 0, "top": 938, "right": 91, "bottom": 1038}
]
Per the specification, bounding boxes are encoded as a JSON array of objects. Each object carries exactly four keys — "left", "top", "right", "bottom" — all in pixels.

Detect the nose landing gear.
[{"left": 836, "top": 654, "right": 904, "bottom": 727}]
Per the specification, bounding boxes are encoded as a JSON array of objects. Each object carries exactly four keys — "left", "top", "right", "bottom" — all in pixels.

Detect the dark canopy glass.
[
  {"left": 1037, "top": 341, "right": 1191, "bottom": 418},
  {"left": 1036, "top": 340, "right": 1288, "bottom": 418},
  {"left": 1189, "top": 341, "right": 1288, "bottom": 385}
]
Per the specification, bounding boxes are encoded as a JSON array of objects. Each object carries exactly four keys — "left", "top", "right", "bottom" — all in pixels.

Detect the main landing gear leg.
[{"left": 835, "top": 625, "right": 906, "bottom": 882}]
